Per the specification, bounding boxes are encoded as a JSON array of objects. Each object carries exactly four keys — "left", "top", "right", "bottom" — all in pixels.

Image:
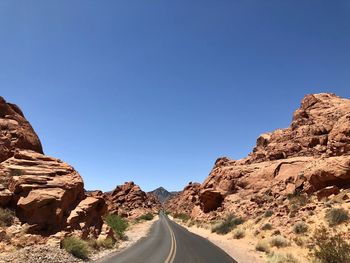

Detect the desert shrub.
[
  {"left": 105, "top": 214, "right": 128, "bottom": 239},
  {"left": 325, "top": 208, "right": 349, "bottom": 226},
  {"left": 61, "top": 237, "right": 90, "bottom": 260},
  {"left": 211, "top": 214, "right": 244, "bottom": 235},
  {"left": 96, "top": 237, "right": 115, "bottom": 249},
  {"left": 267, "top": 253, "right": 299, "bottom": 263},
  {"left": 173, "top": 213, "right": 190, "bottom": 222},
  {"left": 270, "top": 235, "right": 289, "bottom": 248},
  {"left": 264, "top": 210, "right": 273, "bottom": 217},
  {"left": 137, "top": 213, "right": 154, "bottom": 221},
  {"left": 293, "top": 222, "right": 308, "bottom": 234},
  {"left": 255, "top": 240, "right": 270, "bottom": 253},
  {"left": 288, "top": 191, "right": 308, "bottom": 207},
  {"left": 261, "top": 223, "right": 272, "bottom": 230},
  {"left": 310, "top": 225, "right": 350, "bottom": 263},
  {"left": 233, "top": 228, "right": 245, "bottom": 239},
  {"left": 0, "top": 208, "right": 15, "bottom": 227}
]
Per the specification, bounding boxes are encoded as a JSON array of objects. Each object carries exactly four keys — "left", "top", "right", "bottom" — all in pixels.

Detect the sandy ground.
[
  {"left": 91, "top": 216, "right": 158, "bottom": 261},
  {"left": 176, "top": 220, "right": 266, "bottom": 263}
]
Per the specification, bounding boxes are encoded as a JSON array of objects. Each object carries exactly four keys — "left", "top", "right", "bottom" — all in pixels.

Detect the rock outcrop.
[
  {"left": 164, "top": 182, "right": 201, "bottom": 215},
  {"left": 0, "top": 97, "right": 43, "bottom": 163},
  {"left": 104, "top": 181, "right": 161, "bottom": 218},
  {"left": 168, "top": 93, "right": 350, "bottom": 220},
  {"left": 0, "top": 97, "right": 106, "bottom": 239}
]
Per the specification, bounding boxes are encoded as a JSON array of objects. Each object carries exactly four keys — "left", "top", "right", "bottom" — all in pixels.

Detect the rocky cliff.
[{"left": 167, "top": 93, "right": 350, "bottom": 221}]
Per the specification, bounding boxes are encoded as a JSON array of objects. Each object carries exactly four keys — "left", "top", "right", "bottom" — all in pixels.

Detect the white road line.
[{"left": 164, "top": 216, "right": 177, "bottom": 263}]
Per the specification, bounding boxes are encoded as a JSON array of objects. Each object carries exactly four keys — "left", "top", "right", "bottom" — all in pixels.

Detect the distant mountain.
[{"left": 149, "top": 187, "right": 179, "bottom": 203}]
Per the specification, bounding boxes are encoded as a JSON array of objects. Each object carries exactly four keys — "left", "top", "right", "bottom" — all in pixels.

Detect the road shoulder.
[
  {"left": 173, "top": 219, "right": 265, "bottom": 263},
  {"left": 92, "top": 216, "right": 158, "bottom": 262}
]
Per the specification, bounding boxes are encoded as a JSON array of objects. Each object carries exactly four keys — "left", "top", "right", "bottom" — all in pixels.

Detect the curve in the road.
[{"left": 96, "top": 213, "right": 236, "bottom": 263}]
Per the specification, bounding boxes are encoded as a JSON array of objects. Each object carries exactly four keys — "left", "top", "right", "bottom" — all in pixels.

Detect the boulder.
[
  {"left": 1, "top": 150, "right": 85, "bottom": 232},
  {"left": 66, "top": 196, "right": 107, "bottom": 238}
]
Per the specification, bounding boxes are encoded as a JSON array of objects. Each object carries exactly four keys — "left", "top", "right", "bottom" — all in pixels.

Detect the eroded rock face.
[
  {"left": 0, "top": 97, "right": 43, "bottom": 163},
  {"left": 250, "top": 93, "right": 350, "bottom": 162},
  {"left": 167, "top": 93, "right": 350, "bottom": 220},
  {"left": 164, "top": 182, "right": 201, "bottom": 215},
  {"left": 1, "top": 150, "right": 85, "bottom": 232},
  {"left": 104, "top": 181, "right": 161, "bottom": 218},
  {"left": 0, "top": 97, "right": 107, "bottom": 238}
]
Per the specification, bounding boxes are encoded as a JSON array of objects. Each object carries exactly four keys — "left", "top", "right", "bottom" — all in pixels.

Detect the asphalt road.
[{"left": 96, "top": 213, "right": 236, "bottom": 263}]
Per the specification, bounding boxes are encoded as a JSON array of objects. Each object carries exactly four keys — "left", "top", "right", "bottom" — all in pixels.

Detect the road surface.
[{"left": 97, "top": 213, "right": 236, "bottom": 263}]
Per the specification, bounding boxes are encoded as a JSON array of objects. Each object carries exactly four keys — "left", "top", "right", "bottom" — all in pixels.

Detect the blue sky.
[{"left": 0, "top": 1, "right": 349, "bottom": 192}]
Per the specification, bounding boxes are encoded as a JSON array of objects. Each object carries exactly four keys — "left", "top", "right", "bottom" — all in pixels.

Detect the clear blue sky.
[{"left": 0, "top": 1, "right": 349, "bottom": 192}]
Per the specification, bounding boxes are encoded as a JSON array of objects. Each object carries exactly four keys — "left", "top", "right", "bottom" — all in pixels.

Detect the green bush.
[
  {"left": 261, "top": 223, "right": 273, "bottom": 230},
  {"left": 233, "top": 228, "right": 245, "bottom": 239},
  {"left": 310, "top": 225, "right": 350, "bottom": 263},
  {"left": 293, "top": 222, "right": 308, "bottom": 234},
  {"left": 105, "top": 214, "right": 128, "bottom": 239},
  {"left": 0, "top": 208, "right": 15, "bottom": 227},
  {"left": 61, "top": 237, "right": 90, "bottom": 260},
  {"left": 211, "top": 214, "right": 244, "bottom": 235},
  {"left": 137, "top": 213, "right": 154, "bottom": 221},
  {"left": 325, "top": 208, "right": 349, "bottom": 226},
  {"left": 270, "top": 235, "right": 289, "bottom": 248},
  {"left": 255, "top": 240, "right": 270, "bottom": 253},
  {"left": 267, "top": 253, "right": 299, "bottom": 263},
  {"left": 264, "top": 210, "right": 273, "bottom": 217}
]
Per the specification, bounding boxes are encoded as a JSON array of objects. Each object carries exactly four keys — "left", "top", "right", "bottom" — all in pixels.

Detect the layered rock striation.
[{"left": 168, "top": 93, "right": 350, "bottom": 220}]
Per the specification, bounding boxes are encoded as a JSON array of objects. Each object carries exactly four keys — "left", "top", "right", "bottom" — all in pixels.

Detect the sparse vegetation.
[
  {"left": 261, "top": 223, "right": 272, "bottom": 230},
  {"left": 255, "top": 240, "right": 270, "bottom": 253},
  {"left": 173, "top": 213, "right": 190, "bottom": 222},
  {"left": 105, "top": 214, "right": 128, "bottom": 239},
  {"left": 232, "top": 228, "right": 245, "bottom": 239},
  {"left": 310, "top": 225, "right": 350, "bottom": 263},
  {"left": 96, "top": 237, "right": 115, "bottom": 249},
  {"left": 137, "top": 213, "right": 154, "bottom": 221},
  {"left": 61, "top": 237, "right": 90, "bottom": 260},
  {"left": 270, "top": 235, "right": 289, "bottom": 248},
  {"left": 293, "top": 222, "right": 308, "bottom": 234},
  {"left": 267, "top": 253, "right": 299, "bottom": 263},
  {"left": 211, "top": 214, "right": 244, "bottom": 235},
  {"left": 264, "top": 210, "right": 273, "bottom": 217},
  {"left": 325, "top": 208, "right": 349, "bottom": 226},
  {"left": 0, "top": 208, "right": 15, "bottom": 227},
  {"left": 288, "top": 191, "right": 308, "bottom": 207}
]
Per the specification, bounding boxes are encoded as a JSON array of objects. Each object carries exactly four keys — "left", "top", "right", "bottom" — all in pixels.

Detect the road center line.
[{"left": 164, "top": 216, "right": 177, "bottom": 263}]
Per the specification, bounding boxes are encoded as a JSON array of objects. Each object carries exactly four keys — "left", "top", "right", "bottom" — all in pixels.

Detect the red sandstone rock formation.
[
  {"left": 0, "top": 97, "right": 106, "bottom": 239},
  {"left": 104, "top": 181, "right": 161, "bottom": 218},
  {"left": 168, "top": 93, "right": 350, "bottom": 220},
  {"left": 164, "top": 182, "right": 201, "bottom": 215},
  {"left": 0, "top": 97, "right": 43, "bottom": 163}
]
